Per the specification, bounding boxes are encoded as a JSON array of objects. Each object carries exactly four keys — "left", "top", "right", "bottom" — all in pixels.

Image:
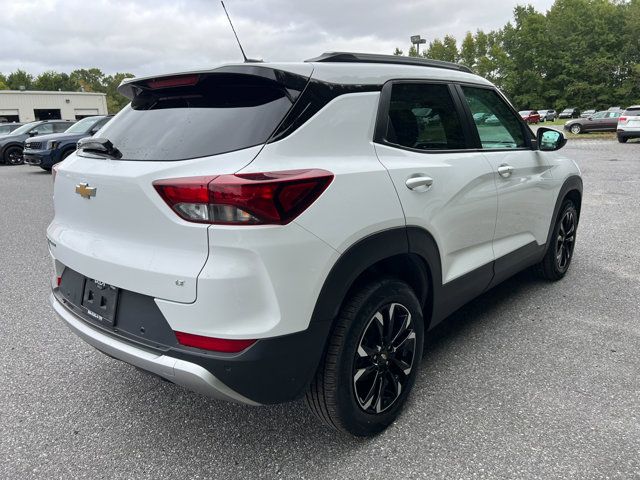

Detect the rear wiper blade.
[{"left": 77, "top": 137, "right": 123, "bottom": 159}]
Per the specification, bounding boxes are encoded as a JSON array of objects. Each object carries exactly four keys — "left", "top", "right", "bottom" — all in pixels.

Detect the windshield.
[
  {"left": 88, "top": 73, "right": 299, "bottom": 161},
  {"left": 519, "top": 111, "right": 531, "bottom": 115},
  {"left": 562, "top": 109, "right": 574, "bottom": 113},
  {"left": 64, "top": 116, "right": 101, "bottom": 134},
  {"left": 8, "top": 122, "right": 40, "bottom": 136}
]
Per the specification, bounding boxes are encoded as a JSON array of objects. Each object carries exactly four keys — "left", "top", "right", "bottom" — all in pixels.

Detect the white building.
[{"left": 0, "top": 90, "right": 108, "bottom": 123}]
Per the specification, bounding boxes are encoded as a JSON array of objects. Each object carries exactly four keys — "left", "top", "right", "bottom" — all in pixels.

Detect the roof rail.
[{"left": 305, "top": 52, "right": 473, "bottom": 74}]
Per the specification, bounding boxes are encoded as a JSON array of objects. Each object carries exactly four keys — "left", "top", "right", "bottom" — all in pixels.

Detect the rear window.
[
  {"left": 89, "top": 74, "right": 299, "bottom": 161},
  {"left": 623, "top": 108, "right": 640, "bottom": 117}
]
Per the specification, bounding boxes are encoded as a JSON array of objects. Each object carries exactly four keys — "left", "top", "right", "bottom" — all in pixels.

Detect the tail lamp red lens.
[
  {"left": 174, "top": 331, "right": 256, "bottom": 353},
  {"left": 153, "top": 169, "right": 333, "bottom": 225}
]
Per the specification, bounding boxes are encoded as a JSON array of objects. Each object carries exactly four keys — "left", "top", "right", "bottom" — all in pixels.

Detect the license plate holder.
[{"left": 81, "top": 279, "right": 119, "bottom": 326}]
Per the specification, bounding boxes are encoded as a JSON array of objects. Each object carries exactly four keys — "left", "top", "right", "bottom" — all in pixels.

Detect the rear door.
[
  {"left": 373, "top": 81, "right": 497, "bottom": 288},
  {"left": 49, "top": 68, "right": 312, "bottom": 303},
  {"left": 458, "top": 85, "right": 557, "bottom": 270}
]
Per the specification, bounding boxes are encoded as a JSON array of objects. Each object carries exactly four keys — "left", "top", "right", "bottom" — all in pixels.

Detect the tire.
[
  {"left": 305, "top": 278, "right": 424, "bottom": 436},
  {"left": 618, "top": 136, "right": 628, "bottom": 144},
  {"left": 60, "top": 148, "right": 74, "bottom": 161},
  {"left": 570, "top": 124, "right": 582, "bottom": 134},
  {"left": 534, "top": 200, "right": 578, "bottom": 281},
  {"left": 4, "top": 146, "right": 23, "bottom": 165}
]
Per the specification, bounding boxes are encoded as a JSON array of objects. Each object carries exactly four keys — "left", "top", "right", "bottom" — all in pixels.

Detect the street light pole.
[{"left": 410, "top": 35, "right": 427, "bottom": 56}]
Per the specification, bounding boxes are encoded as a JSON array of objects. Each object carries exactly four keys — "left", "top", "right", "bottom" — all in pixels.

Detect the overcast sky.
[{"left": 0, "top": 0, "right": 555, "bottom": 78}]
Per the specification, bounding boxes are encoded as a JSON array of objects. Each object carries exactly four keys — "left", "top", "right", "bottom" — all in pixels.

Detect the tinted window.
[
  {"left": 623, "top": 108, "right": 640, "bottom": 117},
  {"left": 463, "top": 87, "right": 526, "bottom": 149},
  {"left": 53, "top": 122, "right": 72, "bottom": 133},
  {"left": 0, "top": 125, "right": 13, "bottom": 135},
  {"left": 385, "top": 83, "right": 466, "bottom": 150},
  {"left": 89, "top": 74, "right": 297, "bottom": 161},
  {"left": 32, "top": 123, "right": 54, "bottom": 135},
  {"left": 65, "top": 117, "right": 100, "bottom": 134}
]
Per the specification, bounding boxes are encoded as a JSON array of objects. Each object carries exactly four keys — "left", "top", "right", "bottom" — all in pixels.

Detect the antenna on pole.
[{"left": 220, "top": 1, "right": 262, "bottom": 63}]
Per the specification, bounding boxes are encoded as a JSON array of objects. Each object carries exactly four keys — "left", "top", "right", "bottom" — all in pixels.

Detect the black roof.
[{"left": 305, "top": 52, "right": 473, "bottom": 74}]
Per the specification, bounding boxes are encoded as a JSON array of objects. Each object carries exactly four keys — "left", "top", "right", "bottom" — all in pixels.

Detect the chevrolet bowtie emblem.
[{"left": 75, "top": 183, "right": 96, "bottom": 199}]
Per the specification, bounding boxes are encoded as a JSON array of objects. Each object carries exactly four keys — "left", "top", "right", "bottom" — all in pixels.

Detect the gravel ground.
[{"left": 1, "top": 139, "right": 639, "bottom": 480}]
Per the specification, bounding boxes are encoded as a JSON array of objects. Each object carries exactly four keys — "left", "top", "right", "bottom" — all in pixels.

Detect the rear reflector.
[
  {"left": 153, "top": 169, "right": 333, "bottom": 225},
  {"left": 174, "top": 331, "right": 256, "bottom": 353},
  {"left": 147, "top": 74, "right": 200, "bottom": 89}
]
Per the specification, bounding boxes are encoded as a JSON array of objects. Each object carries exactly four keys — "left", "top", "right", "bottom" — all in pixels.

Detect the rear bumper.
[
  {"left": 50, "top": 292, "right": 261, "bottom": 405},
  {"left": 617, "top": 129, "right": 640, "bottom": 139},
  {"left": 50, "top": 287, "right": 331, "bottom": 405}
]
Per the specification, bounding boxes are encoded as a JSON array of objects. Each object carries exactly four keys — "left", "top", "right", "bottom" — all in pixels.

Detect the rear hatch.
[
  {"left": 620, "top": 107, "right": 640, "bottom": 131},
  {"left": 48, "top": 66, "right": 312, "bottom": 303}
]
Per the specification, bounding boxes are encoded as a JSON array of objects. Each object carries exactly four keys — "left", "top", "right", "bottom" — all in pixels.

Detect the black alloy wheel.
[
  {"left": 5, "top": 146, "right": 24, "bottom": 165},
  {"left": 555, "top": 208, "right": 576, "bottom": 273},
  {"left": 353, "top": 302, "right": 417, "bottom": 414}
]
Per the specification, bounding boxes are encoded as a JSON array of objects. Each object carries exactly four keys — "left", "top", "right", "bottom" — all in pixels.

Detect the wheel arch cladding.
[
  {"left": 546, "top": 175, "right": 583, "bottom": 246},
  {"left": 310, "top": 227, "right": 435, "bottom": 329}
]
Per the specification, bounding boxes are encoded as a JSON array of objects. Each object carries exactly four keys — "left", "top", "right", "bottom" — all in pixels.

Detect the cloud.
[{"left": 0, "top": 0, "right": 555, "bottom": 77}]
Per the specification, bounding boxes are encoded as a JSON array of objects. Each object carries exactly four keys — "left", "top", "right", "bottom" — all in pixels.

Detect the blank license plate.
[{"left": 81, "top": 279, "right": 119, "bottom": 325}]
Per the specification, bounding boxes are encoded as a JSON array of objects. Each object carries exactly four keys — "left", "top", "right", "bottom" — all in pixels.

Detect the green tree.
[
  {"left": 7, "top": 70, "right": 34, "bottom": 90},
  {"left": 459, "top": 32, "right": 476, "bottom": 69},
  {"left": 0, "top": 73, "right": 8, "bottom": 90},
  {"left": 426, "top": 35, "right": 459, "bottom": 63},
  {"left": 393, "top": 47, "right": 403, "bottom": 56},
  {"left": 34, "top": 71, "right": 78, "bottom": 91},
  {"left": 70, "top": 68, "right": 105, "bottom": 92},
  {"left": 103, "top": 72, "right": 135, "bottom": 113}
]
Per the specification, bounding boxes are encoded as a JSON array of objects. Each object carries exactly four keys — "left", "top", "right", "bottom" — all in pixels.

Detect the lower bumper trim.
[{"left": 49, "top": 293, "right": 261, "bottom": 406}]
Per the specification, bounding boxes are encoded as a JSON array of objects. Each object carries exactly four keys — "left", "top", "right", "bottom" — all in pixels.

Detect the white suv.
[{"left": 49, "top": 52, "right": 582, "bottom": 436}]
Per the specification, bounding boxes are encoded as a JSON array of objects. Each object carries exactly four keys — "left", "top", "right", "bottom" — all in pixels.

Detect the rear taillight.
[
  {"left": 153, "top": 169, "right": 333, "bottom": 225},
  {"left": 618, "top": 116, "right": 627, "bottom": 124},
  {"left": 174, "top": 331, "right": 256, "bottom": 353}
]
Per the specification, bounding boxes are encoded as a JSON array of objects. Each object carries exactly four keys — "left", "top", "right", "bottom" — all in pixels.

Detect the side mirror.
[
  {"left": 29, "top": 131, "right": 39, "bottom": 137},
  {"left": 537, "top": 127, "right": 567, "bottom": 151}
]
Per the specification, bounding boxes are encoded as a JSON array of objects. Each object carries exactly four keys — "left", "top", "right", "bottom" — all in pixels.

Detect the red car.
[{"left": 519, "top": 110, "right": 541, "bottom": 124}]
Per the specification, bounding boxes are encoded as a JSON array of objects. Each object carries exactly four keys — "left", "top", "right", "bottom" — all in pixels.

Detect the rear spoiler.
[{"left": 118, "top": 65, "right": 311, "bottom": 100}]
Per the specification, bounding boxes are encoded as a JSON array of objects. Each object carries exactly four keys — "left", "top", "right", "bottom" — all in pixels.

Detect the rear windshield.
[
  {"left": 623, "top": 108, "right": 640, "bottom": 116},
  {"left": 89, "top": 74, "right": 298, "bottom": 161}
]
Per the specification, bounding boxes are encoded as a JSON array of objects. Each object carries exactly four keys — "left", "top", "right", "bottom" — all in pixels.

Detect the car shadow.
[{"left": 101, "top": 269, "right": 543, "bottom": 466}]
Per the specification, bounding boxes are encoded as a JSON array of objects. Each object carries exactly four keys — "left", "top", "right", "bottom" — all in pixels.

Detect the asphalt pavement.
[{"left": 1, "top": 139, "right": 639, "bottom": 479}]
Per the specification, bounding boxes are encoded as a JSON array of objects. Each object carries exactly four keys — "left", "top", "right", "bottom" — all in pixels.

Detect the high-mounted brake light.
[
  {"left": 146, "top": 74, "right": 200, "bottom": 89},
  {"left": 174, "top": 331, "right": 256, "bottom": 353},
  {"left": 153, "top": 169, "right": 333, "bottom": 225}
]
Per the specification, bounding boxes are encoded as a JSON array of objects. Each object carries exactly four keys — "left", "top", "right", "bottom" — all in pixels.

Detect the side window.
[
  {"left": 462, "top": 86, "right": 526, "bottom": 149},
  {"left": 53, "top": 123, "right": 70, "bottom": 133},
  {"left": 32, "top": 124, "right": 54, "bottom": 135},
  {"left": 385, "top": 83, "right": 466, "bottom": 151}
]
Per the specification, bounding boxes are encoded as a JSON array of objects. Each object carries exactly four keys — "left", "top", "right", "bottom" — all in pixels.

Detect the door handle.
[
  {"left": 497, "top": 164, "right": 514, "bottom": 178},
  {"left": 406, "top": 175, "right": 434, "bottom": 191}
]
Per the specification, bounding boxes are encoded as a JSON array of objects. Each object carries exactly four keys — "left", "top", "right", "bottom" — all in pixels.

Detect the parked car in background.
[
  {"left": 558, "top": 108, "right": 581, "bottom": 119},
  {"left": 580, "top": 109, "right": 597, "bottom": 118},
  {"left": 0, "top": 123, "right": 24, "bottom": 136},
  {"left": 0, "top": 120, "right": 74, "bottom": 165},
  {"left": 608, "top": 106, "right": 622, "bottom": 112},
  {"left": 564, "top": 111, "right": 622, "bottom": 134},
  {"left": 24, "top": 115, "right": 112, "bottom": 171},
  {"left": 538, "top": 109, "right": 557, "bottom": 122},
  {"left": 617, "top": 105, "right": 640, "bottom": 143},
  {"left": 519, "top": 110, "right": 541, "bottom": 124}
]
